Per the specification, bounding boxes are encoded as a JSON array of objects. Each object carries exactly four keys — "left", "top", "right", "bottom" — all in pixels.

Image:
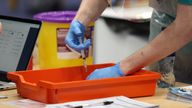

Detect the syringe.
[{"left": 78, "top": 37, "right": 87, "bottom": 73}]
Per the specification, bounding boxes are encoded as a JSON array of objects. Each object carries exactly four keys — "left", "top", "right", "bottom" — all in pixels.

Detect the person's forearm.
[
  {"left": 0, "top": 22, "right": 2, "bottom": 32},
  {"left": 120, "top": 4, "right": 192, "bottom": 75},
  {"left": 75, "top": 0, "right": 108, "bottom": 26}
]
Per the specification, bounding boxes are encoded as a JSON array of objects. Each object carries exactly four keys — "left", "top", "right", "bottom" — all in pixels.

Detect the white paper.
[
  {"left": 2, "top": 96, "right": 159, "bottom": 108},
  {"left": 46, "top": 96, "right": 159, "bottom": 108}
]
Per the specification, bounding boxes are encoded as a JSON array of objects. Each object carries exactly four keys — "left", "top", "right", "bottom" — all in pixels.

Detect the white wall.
[{"left": 93, "top": 18, "right": 148, "bottom": 64}]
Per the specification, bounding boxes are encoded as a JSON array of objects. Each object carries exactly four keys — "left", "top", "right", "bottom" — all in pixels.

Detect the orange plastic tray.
[{"left": 8, "top": 63, "right": 160, "bottom": 104}]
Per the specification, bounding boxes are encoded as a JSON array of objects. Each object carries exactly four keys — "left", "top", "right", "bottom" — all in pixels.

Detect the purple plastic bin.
[{"left": 33, "top": 11, "right": 76, "bottom": 23}]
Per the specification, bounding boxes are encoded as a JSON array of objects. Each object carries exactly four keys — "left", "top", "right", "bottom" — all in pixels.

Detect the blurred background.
[
  {"left": 0, "top": 0, "right": 81, "bottom": 18},
  {"left": 0, "top": 0, "right": 152, "bottom": 64}
]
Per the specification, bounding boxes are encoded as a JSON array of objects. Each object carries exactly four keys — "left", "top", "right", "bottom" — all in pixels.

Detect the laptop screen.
[{"left": 0, "top": 16, "right": 41, "bottom": 81}]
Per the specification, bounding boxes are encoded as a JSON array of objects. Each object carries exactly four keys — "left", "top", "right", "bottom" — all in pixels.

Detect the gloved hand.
[
  {"left": 65, "top": 19, "right": 91, "bottom": 52},
  {"left": 86, "top": 63, "right": 125, "bottom": 80}
]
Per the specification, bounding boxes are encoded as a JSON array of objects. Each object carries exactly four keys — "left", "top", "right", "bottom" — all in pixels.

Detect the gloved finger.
[
  {"left": 86, "top": 69, "right": 99, "bottom": 80},
  {"left": 86, "top": 74, "right": 94, "bottom": 80},
  {"left": 75, "top": 39, "right": 91, "bottom": 51},
  {"left": 86, "top": 75, "right": 96, "bottom": 80},
  {"left": 67, "top": 39, "right": 91, "bottom": 51},
  {"left": 83, "top": 39, "right": 91, "bottom": 49}
]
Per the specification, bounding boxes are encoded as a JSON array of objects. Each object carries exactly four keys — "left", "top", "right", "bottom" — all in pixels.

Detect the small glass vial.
[{"left": 157, "top": 53, "right": 176, "bottom": 88}]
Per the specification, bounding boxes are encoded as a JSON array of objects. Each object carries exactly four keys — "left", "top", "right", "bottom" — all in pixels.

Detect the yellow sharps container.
[{"left": 34, "top": 11, "right": 94, "bottom": 69}]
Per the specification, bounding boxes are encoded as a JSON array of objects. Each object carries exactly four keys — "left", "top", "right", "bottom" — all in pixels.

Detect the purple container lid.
[{"left": 33, "top": 11, "right": 76, "bottom": 23}]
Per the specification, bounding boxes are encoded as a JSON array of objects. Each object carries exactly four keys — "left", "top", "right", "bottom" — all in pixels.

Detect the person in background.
[{"left": 65, "top": 0, "right": 192, "bottom": 83}]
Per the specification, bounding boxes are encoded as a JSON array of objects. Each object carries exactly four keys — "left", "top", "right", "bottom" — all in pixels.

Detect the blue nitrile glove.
[
  {"left": 65, "top": 19, "right": 91, "bottom": 51},
  {"left": 86, "top": 63, "right": 125, "bottom": 80}
]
